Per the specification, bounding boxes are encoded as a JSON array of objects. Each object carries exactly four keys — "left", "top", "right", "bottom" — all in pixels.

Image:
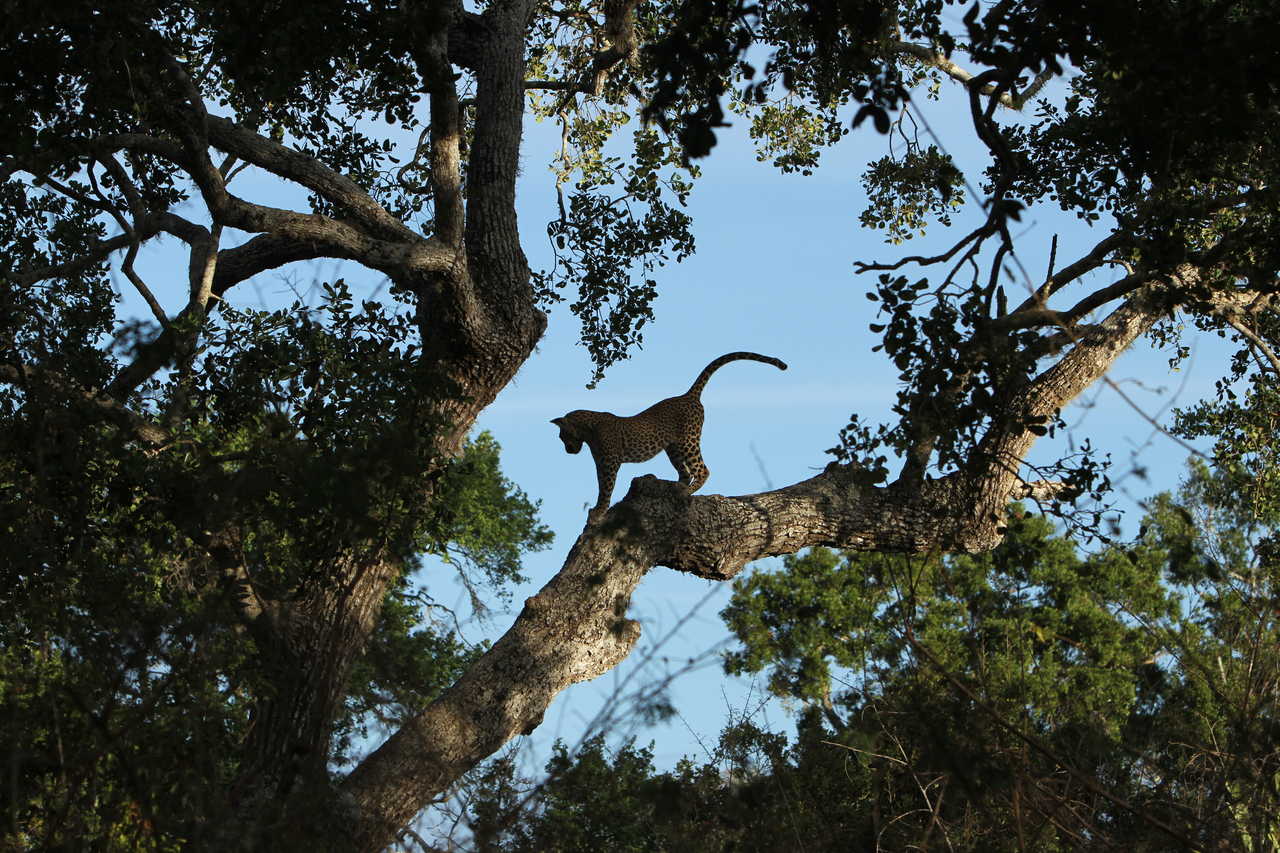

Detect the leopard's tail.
[{"left": 686, "top": 352, "right": 787, "bottom": 398}]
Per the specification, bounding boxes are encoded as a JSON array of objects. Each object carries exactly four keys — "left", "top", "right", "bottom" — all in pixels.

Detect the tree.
[
  {"left": 468, "top": 467, "right": 1280, "bottom": 851},
  {"left": 2, "top": 0, "right": 1279, "bottom": 848}
]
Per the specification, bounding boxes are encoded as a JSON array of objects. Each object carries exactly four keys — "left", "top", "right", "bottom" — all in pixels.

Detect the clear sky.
[
  {"left": 117, "top": 73, "right": 1233, "bottom": 786},
  {"left": 448, "top": 88, "right": 1234, "bottom": 775}
]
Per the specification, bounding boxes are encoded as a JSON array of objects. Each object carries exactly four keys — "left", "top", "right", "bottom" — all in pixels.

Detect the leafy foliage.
[
  {"left": 467, "top": 463, "right": 1280, "bottom": 850},
  {"left": 861, "top": 144, "right": 964, "bottom": 244},
  {"left": 6, "top": 0, "right": 1280, "bottom": 846},
  {"left": 0, "top": 412, "right": 547, "bottom": 848}
]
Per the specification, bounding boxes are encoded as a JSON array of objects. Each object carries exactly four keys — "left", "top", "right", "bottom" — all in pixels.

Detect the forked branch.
[{"left": 890, "top": 41, "right": 1054, "bottom": 110}]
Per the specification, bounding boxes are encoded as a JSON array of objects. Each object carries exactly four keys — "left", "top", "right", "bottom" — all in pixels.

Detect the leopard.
[{"left": 552, "top": 351, "right": 787, "bottom": 523}]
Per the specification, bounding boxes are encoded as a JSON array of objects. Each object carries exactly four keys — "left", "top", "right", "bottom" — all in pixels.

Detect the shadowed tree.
[
  {"left": 3, "top": 0, "right": 1280, "bottom": 848},
  {"left": 464, "top": 468, "right": 1279, "bottom": 851}
]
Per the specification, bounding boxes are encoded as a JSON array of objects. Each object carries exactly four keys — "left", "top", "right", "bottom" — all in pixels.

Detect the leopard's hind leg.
[{"left": 665, "top": 444, "right": 708, "bottom": 493}]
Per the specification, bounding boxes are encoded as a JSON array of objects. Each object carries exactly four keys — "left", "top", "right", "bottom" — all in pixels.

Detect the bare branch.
[
  {"left": 993, "top": 270, "right": 1146, "bottom": 334},
  {"left": 189, "top": 224, "right": 222, "bottom": 311},
  {"left": 855, "top": 223, "right": 989, "bottom": 274},
  {"left": 1012, "top": 231, "right": 1132, "bottom": 314},
  {"left": 121, "top": 241, "right": 171, "bottom": 330}
]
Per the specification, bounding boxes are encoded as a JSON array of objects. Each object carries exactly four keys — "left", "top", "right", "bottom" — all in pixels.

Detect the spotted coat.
[{"left": 552, "top": 352, "right": 787, "bottom": 522}]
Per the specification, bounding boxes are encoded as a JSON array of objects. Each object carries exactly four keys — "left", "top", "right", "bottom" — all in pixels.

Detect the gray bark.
[
  {"left": 5, "top": 2, "right": 1244, "bottom": 848},
  {"left": 339, "top": 270, "right": 1198, "bottom": 851}
]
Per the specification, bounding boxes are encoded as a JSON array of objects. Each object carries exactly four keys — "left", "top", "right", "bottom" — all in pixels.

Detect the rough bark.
[
  {"left": 338, "top": 271, "right": 1184, "bottom": 851},
  {"left": 5, "top": 2, "right": 1253, "bottom": 849},
  {"left": 5, "top": 0, "right": 544, "bottom": 842},
  {"left": 215, "top": 0, "right": 547, "bottom": 839}
]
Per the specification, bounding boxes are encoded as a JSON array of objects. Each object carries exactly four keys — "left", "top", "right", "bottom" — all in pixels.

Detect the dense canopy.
[{"left": 2, "top": 0, "right": 1279, "bottom": 849}]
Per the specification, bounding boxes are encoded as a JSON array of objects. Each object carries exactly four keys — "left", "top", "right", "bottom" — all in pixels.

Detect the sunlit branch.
[
  {"left": 527, "top": 0, "right": 639, "bottom": 111},
  {"left": 1017, "top": 479, "right": 1074, "bottom": 501},
  {"left": 1012, "top": 232, "right": 1131, "bottom": 313},
  {"left": 970, "top": 283, "right": 1173, "bottom": 503},
  {"left": 204, "top": 115, "right": 417, "bottom": 242},
  {"left": 890, "top": 42, "right": 1054, "bottom": 110},
  {"left": 410, "top": 20, "right": 465, "bottom": 244},
  {"left": 166, "top": 219, "right": 222, "bottom": 427},
  {"left": 1208, "top": 288, "right": 1280, "bottom": 377}
]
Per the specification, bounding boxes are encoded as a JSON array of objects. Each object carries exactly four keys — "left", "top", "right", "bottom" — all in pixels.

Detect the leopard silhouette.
[{"left": 552, "top": 352, "right": 787, "bottom": 522}]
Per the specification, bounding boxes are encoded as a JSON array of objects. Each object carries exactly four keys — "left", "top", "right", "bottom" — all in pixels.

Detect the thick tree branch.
[
  {"left": 1017, "top": 480, "right": 1075, "bottom": 502},
  {"left": 204, "top": 115, "right": 418, "bottom": 242},
  {"left": 0, "top": 362, "right": 168, "bottom": 447},
  {"left": 15, "top": 129, "right": 458, "bottom": 289},
  {"left": 407, "top": 2, "right": 466, "bottom": 245},
  {"left": 448, "top": 0, "right": 546, "bottom": 350},
  {"left": 343, "top": 438, "right": 1086, "bottom": 848},
  {"left": 338, "top": 270, "right": 1218, "bottom": 850},
  {"left": 445, "top": 7, "right": 489, "bottom": 70},
  {"left": 972, "top": 272, "right": 1199, "bottom": 503},
  {"left": 178, "top": 147, "right": 453, "bottom": 278},
  {"left": 466, "top": 0, "right": 540, "bottom": 276}
]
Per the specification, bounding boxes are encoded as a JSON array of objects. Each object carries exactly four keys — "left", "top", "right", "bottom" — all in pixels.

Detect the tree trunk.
[{"left": 339, "top": 274, "right": 1187, "bottom": 850}]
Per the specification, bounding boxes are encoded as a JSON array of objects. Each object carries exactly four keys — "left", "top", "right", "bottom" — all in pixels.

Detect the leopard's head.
[{"left": 551, "top": 415, "right": 585, "bottom": 454}]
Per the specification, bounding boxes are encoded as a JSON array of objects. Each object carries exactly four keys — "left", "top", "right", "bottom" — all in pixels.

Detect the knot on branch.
[
  {"left": 623, "top": 473, "right": 688, "bottom": 502},
  {"left": 593, "top": 474, "right": 689, "bottom": 536}
]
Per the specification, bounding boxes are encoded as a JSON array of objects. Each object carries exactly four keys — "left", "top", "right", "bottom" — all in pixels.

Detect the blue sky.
[
  {"left": 115, "top": 73, "right": 1234, "bottom": 787},
  {"left": 447, "top": 89, "right": 1235, "bottom": 775}
]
